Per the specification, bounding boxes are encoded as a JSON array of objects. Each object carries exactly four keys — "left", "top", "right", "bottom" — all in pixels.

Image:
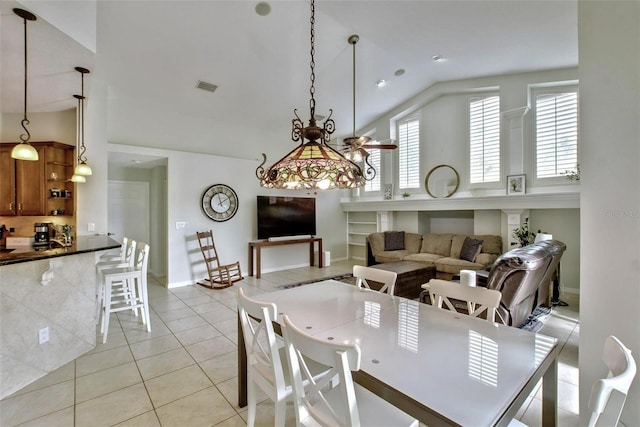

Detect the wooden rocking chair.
[{"left": 196, "top": 230, "right": 243, "bottom": 289}]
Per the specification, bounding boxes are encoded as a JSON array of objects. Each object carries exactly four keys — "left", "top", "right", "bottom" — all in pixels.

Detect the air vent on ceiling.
[{"left": 196, "top": 80, "right": 218, "bottom": 93}]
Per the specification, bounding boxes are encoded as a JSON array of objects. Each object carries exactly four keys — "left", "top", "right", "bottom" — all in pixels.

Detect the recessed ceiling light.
[
  {"left": 432, "top": 54, "right": 446, "bottom": 63},
  {"left": 255, "top": 2, "right": 271, "bottom": 16},
  {"left": 376, "top": 80, "right": 387, "bottom": 88},
  {"left": 394, "top": 69, "right": 405, "bottom": 77}
]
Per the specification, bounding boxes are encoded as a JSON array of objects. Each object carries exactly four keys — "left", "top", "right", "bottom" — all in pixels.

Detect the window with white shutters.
[
  {"left": 398, "top": 115, "right": 420, "bottom": 189},
  {"left": 469, "top": 95, "right": 500, "bottom": 184},
  {"left": 535, "top": 89, "right": 578, "bottom": 178},
  {"left": 364, "top": 147, "right": 381, "bottom": 192}
]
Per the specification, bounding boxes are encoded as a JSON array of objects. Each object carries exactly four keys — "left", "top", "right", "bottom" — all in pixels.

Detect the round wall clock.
[{"left": 201, "top": 184, "right": 239, "bottom": 222}]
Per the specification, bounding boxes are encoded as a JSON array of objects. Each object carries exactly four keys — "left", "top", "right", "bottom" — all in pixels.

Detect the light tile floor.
[{"left": 1, "top": 260, "right": 580, "bottom": 426}]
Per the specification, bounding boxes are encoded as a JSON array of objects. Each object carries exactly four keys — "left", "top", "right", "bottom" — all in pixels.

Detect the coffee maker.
[{"left": 34, "top": 223, "right": 51, "bottom": 246}]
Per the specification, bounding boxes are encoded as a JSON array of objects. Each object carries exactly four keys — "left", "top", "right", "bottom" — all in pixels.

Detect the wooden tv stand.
[{"left": 248, "top": 237, "right": 323, "bottom": 279}]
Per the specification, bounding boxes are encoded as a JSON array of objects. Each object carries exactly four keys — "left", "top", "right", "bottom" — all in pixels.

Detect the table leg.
[
  {"left": 238, "top": 313, "right": 247, "bottom": 407},
  {"left": 256, "top": 247, "right": 262, "bottom": 279},
  {"left": 318, "top": 239, "right": 323, "bottom": 268},
  {"left": 542, "top": 356, "right": 558, "bottom": 426},
  {"left": 248, "top": 245, "right": 254, "bottom": 277}
]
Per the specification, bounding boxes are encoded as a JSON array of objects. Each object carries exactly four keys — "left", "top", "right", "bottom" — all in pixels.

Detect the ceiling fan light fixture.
[
  {"left": 11, "top": 8, "right": 39, "bottom": 162},
  {"left": 255, "top": 0, "right": 364, "bottom": 190}
]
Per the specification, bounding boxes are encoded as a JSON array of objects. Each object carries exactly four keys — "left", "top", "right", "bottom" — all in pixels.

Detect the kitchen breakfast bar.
[{"left": 0, "top": 235, "right": 120, "bottom": 399}]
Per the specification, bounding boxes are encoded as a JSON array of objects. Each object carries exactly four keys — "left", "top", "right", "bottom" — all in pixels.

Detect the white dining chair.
[
  {"left": 509, "top": 335, "right": 637, "bottom": 427},
  {"left": 587, "top": 335, "right": 637, "bottom": 427},
  {"left": 282, "top": 314, "right": 418, "bottom": 427},
  {"left": 353, "top": 265, "right": 398, "bottom": 295},
  {"left": 428, "top": 278, "right": 503, "bottom": 322},
  {"left": 237, "top": 288, "right": 331, "bottom": 427},
  {"left": 99, "top": 243, "right": 150, "bottom": 344}
]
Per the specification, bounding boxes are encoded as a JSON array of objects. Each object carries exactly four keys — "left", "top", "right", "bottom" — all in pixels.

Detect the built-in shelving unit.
[{"left": 347, "top": 212, "right": 378, "bottom": 261}]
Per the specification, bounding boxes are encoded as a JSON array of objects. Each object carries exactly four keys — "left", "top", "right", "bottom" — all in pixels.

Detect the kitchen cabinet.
[
  {"left": 45, "top": 143, "right": 75, "bottom": 217},
  {"left": 0, "top": 142, "right": 74, "bottom": 217}
]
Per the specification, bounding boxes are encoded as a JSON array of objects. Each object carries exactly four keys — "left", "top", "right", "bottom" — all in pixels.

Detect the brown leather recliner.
[
  {"left": 485, "top": 243, "right": 554, "bottom": 327},
  {"left": 534, "top": 240, "right": 567, "bottom": 307}
]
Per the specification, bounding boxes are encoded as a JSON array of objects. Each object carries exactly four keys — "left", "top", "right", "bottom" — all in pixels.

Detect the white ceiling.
[{"left": 1, "top": 0, "right": 578, "bottom": 162}]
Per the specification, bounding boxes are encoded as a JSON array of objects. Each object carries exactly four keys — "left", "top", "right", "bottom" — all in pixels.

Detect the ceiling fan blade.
[{"left": 365, "top": 144, "right": 397, "bottom": 150}]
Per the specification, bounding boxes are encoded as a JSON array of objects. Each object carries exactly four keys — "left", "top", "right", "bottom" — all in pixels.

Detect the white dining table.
[{"left": 237, "top": 280, "right": 559, "bottom": 426}]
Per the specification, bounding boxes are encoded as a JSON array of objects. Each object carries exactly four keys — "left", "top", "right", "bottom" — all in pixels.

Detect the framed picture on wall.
[
  {"left": 383, "top": 184, "right": 393, "bottom": 200},
  {"left": 507, "top": 174, "right": 526, "bottom": 195}
]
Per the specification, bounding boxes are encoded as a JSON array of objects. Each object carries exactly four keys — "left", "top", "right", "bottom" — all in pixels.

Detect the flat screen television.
[{"left": 257, "top": 196, "right": 316, "bottom": 240}]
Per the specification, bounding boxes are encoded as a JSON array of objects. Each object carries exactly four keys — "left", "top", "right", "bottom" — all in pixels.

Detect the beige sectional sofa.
[{"left": 366, "top": 232, "right": 503, "bottom": 280}]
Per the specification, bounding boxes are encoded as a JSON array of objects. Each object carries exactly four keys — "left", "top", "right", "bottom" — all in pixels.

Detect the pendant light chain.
[
  {"left": 19, "top": 15, "right": 30, "bottom": 143},
  {"left": 79, "top": 71, "right": 87, "bottom": 161},
  {"left": 308, "top": 0, "right": 316, "bottom": 120}
]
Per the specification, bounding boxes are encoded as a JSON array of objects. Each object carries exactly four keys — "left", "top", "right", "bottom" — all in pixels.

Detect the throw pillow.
[
  {"left": 384, "top": 231, "right": 405, "bottom": 251},
  {"left": 460, "top": 237, "right": 483, "bottom": 262}
]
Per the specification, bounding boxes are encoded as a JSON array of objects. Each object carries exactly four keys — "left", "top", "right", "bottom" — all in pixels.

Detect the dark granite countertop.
[{"left": 0, "top": 235, "right": 121, "bottom": 266}]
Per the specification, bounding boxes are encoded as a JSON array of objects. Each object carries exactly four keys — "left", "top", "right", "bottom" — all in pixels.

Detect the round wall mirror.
[{"left": 425, "top": 164, "right": 460, "bottom": 198}]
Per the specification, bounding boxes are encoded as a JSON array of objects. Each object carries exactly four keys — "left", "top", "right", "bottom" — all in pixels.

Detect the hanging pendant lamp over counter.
[
  {"left": 73, "top": 66, "right": 92, "bottom": 177},
  {"left": 11, "top": 8, "right": 39, "bottom": 161}
]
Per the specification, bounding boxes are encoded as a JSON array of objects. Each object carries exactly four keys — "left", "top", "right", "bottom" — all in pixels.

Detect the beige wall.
[{"left": 578, "top": 1, "right": 640, "bottom": 424}]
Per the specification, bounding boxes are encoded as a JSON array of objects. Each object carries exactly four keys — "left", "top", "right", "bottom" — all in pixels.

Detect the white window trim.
[
  {"left": 531, "top": 84, "right": 579, "bottom": 186},
  {"left": 397, "top": 112, "right": 421, "bottom": 191},
  {"left": 468, "top": 93, "right": 501, "bottom": 187}
]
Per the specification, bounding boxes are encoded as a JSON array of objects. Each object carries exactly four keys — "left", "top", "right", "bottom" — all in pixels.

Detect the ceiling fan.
[{"left": 341, "top": 35, "right": 397, "bottom": 162}]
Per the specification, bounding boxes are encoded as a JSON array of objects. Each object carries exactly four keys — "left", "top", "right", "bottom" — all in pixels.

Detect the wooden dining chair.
[
  {"left": 428, "top": 278, "right": 503, "bottom": 322},
  {"left": 196, "top": 230, "right": 242, "bottom": 289},
  {"left": 282, "top": 314, "right": 418, "bottom": 427},
  {"left": 237, "top": 289, "right": 331, "bottom": 427},
  {"left": 353, "top": 265, "right": 398, "bottom": 295}
]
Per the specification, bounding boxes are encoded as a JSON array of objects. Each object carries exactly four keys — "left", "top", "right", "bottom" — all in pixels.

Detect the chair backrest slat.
[
  {"left": 587, "top": 335, "right": 637, "bottom": 427},
  {"left": 428, "top": 279, "right": 502, "bottom": 322},
  {"left": 353, "top": 265, "right": 398, "bottom": 295},
  {"left": 283, "top": 314, "right": 362, "bottom": 427}
]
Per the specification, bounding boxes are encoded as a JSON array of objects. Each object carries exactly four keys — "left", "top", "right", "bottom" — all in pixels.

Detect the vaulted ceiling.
[{"left": 1, "top": 0, "right": 578, "bottom": 162}]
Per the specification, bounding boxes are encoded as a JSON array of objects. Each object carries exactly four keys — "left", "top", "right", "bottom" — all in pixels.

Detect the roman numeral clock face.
[{"left": 201, "top": 184, "right": 238, "bottom": 222}]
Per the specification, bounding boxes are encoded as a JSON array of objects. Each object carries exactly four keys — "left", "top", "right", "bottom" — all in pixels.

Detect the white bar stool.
[
  {"left": 95, "top": 240, "right": 137, "bottom": 323},
  {"left": 99, "top": 236, "right": 129, "bottom": 261},
  {"left": 99, "top": 243, "right": 151, "bottom": 343}
]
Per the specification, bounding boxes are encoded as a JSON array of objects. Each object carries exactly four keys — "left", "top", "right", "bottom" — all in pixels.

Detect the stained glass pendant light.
[
  {"left": 11, "top": 9, "right": 39, "bottom": 161},
  {"left": 255, "top": 0, "right": 364, "bottom": 190},
  {"left": 73, "top": 66, "right": 92, "bottom": 176}
]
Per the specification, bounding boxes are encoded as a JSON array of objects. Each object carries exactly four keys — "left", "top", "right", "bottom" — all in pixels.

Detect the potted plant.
[
  {"left": 512, "top": 218, "right": 536, "bottom": 247},
  {"left": 402, "top": 192, "right": 410, "bottom": 199},
  {"left": 61, "top": 224, "right": 73, "bottom": 246}
]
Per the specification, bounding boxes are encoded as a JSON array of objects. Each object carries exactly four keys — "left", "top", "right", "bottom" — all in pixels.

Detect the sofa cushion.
[
  {"left": 434, "top": 257, "right": 484, "bottom": 275},
  {"left": 460, "top": 237, "right": 483, "bottom": 262},
  {"left": 420, "top": 233, "right": 453, "bottom": 256},
  {"left": 403, "top": 253, "right": 443, "bottom": 265},
  {"left": 474, "top": 235, "right": 502, "bottom": 255},
  {"left": 384, "top": 231, "right": 405, "bottom": 251},
  {"left": 374, "top": 251, "right": 410, "bottom": 263}
]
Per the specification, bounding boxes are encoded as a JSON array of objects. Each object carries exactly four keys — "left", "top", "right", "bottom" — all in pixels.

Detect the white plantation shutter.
[
  {"left": 469, "top": 96, "right": 500, "bottom": 183},
  {"left": 536, "top": 91, "right": 578, "bottom": 178},
  {"left": 398, "top": 115, "right": 420, "bottom": 189},
  {"left": 364, "top": 147, "right": 381, "bottom": 192}
]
